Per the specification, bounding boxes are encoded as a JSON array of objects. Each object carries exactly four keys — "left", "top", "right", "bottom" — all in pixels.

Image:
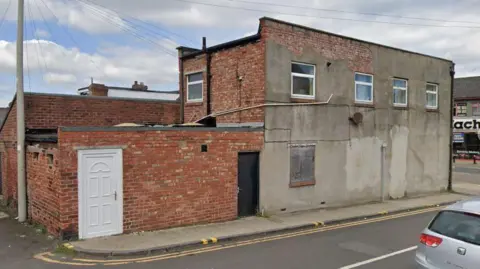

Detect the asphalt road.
[
  {"left": 3, "top": 210, "right": 439, "bottom": 269},
  {"left": 454, "top": 166, "right": 480, "bottom": 175}
]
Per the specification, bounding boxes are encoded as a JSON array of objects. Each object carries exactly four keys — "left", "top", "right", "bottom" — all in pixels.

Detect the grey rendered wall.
[{"left": 260, "top": 40, "right": 452, "bottom": 213}]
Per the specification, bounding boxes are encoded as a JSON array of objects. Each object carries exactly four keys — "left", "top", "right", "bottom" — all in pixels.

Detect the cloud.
[{"left": 43, "top": 73, "right": 77, "bottom": 84}]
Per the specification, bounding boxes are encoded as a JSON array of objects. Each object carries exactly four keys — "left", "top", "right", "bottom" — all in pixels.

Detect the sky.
[{"left": 1, "top": 0, "right": 480, "bottom": 106}]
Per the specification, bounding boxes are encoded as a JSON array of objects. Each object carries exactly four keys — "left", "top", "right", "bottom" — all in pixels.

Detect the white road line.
[{"left": 339, "top": 246, "right": 418, "bottom": 269}]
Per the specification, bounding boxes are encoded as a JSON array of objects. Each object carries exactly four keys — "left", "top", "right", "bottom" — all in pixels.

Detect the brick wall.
[
  {"left": 26, "top": 146, "right": 60, "bottom": 235},
  {"left": 181, "top": 41, "right": 265, "bottom": 123},
  {"left": 58, "top": 128, "right": 264, "bottom": 235},
  {"left": 0, "top": 93, "right": 180, "bottom": 205},
  {"left": 261, "top": 19, "right": 373, "bottom": 74}
]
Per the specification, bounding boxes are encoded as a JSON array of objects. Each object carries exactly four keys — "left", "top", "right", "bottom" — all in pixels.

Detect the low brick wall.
[
  {"left": 26, "top": 146, "right": 61, "bottom": 235},
  {"left": 57, "top": 127, "right": 264, "bottom": 236}
]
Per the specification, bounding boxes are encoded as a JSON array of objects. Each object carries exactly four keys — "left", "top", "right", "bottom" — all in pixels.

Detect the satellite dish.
[{"left": 349, "top": 112, "right": 364, "bottom": 125}]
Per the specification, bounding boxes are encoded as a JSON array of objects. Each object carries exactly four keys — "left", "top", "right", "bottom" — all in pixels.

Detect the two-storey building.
[
  {"left": 178, "top": 17, "right": 454, "bottom": 214},
  {"left": 453, "top": 76, "right": 480, "bottom": 159}
]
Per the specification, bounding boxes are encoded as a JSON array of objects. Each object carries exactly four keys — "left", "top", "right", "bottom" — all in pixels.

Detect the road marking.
[
  {"left": 210, "top": 237, "right": 218, "bottom": 243},
  {"left": 338, "top": 246, "right": 418, "bottom": 269},
  {"left": 37, "top": 206, "right": 442, "bottom": 266},
  {"left": 33, "top": 253, "right": 96, "bottom": 266}
]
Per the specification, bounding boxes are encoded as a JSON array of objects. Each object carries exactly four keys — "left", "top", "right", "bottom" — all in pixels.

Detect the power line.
[
  {"left": 74, "top": 0, "right": 178, "bottom": 57},
  {"left": 173, "top": 0, "right": 480, "bottom": 29},
  {"left": 27, "top": 0, "right": 49, "bottom": 74},
  {"left": 24, "top": 4, "right": 31, "bottom": 92},
  {"left": 225, "top": 0, "right": 480, "bottom": 25},
  {"left": 37, "top": 0, "right": 107, "bottom": 79},
  {"left": 81, "top": 0, "right": 196, "bottom": 46},
  {"left": 0, "top": 0, "right": 12, "bottom": 32}
]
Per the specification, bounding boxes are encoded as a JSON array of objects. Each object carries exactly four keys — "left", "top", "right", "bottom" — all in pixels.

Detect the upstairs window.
[
  {"left": 472, "top": 103, "right": 480, "bottom": 116},
  {"left": 355, "top": 73, "right": 373, "bottom": 103},
  {"left": 393, "top": 79, "right": 408, "bottom": 106},
  {"left": 456, "top": 103, "right": 467, "bottom": 116},
  {"left": 291, "top": 62, "right": 315, "bottom": 99},
  {"left": 187, "top": 73, "right": 203, "bottom": 102},
  {"left": 426, "top": 83, "right": 438, "bottom": 109}
]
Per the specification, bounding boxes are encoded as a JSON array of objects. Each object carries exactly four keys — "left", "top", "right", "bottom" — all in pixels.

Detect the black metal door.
[{"left": 237, "top": 152, "right": 259, "bottom": 217}]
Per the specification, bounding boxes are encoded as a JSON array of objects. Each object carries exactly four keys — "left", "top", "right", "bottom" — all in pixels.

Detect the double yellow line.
[{"left": 33, "top": 206, "right": 442, "bottom": 266}]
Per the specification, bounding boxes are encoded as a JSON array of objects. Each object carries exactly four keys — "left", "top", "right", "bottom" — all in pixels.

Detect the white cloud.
[{"left": 43, "top": 73, "right": 77, "bottom": 84}]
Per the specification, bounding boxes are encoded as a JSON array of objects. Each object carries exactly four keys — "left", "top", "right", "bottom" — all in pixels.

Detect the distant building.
[
  {"left": 0, "top": 107, "right": 7, "bottom": 126},
  {"left": 453, "top": 76, "right": 480, "bottom": 158},
  {"left": 78, "top": 81, "right": 179, "bottom": 101}
]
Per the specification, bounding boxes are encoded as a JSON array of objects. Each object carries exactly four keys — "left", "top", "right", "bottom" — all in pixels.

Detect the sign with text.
[{"left": 453, "top": 133, "right": 464, "bottom": 143}]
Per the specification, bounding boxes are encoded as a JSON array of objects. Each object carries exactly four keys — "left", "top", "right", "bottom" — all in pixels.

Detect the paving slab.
[{"left": 71, "top": 190, "right": 475, "bottom": 256}]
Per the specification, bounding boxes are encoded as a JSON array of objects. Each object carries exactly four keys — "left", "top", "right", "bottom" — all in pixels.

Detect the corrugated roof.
[{"left": 454, "top": 76, "right": 480, "bottom": 99}]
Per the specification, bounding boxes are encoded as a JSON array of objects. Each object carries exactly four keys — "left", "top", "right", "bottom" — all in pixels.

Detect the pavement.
[{"left": 70, "top": 190, "right": 472, "bottom": 256}]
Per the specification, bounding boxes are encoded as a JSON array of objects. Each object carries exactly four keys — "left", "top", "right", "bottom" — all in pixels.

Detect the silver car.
[{"left": 415, "top": 197, "right": 480, "bottom": 269}]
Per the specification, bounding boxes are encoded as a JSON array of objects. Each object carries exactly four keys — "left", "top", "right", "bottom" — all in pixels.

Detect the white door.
[{"left": 78, "top": 149, "right": 123, "bottom": 239}]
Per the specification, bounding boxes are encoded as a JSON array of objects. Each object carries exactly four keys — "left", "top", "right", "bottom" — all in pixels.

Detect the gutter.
[
  {"left": 178, "top": 51, "right": 185, "bottom": 124},
  {"left": 448, "top": 63, "right": 455, "bottom": 191}
]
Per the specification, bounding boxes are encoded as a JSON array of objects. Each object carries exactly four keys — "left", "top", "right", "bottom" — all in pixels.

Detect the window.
[
  {"left": 393, "top": 78, "right": 408, "bottom": 106},
  {"left": 289, "top": 144, "right": 315, "bottom": 187},
  {"left": 456, "top": 103, "right": 467, "bottom": 116},
  {"left": 428, "top": 210, "right": 480, "bottom": 246},
  {"left": 186, "top": 72, "right": 203, "bottom": 102},
  {"left": 291, "top": 62, "right": 315, "bottom": 98},
  {"left": 426, "top": 83, "right": 438, "bottom": 109},
  {"left": 355, "top": 73, "right": 373, "bottom": 103},
  {"left": 473, "top": 103, "right": 480, "bottom": 116}
]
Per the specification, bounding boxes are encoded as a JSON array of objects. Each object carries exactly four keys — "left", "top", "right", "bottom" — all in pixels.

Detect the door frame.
[
  {"left": 237, "top": 151, "right": 260, "bottom": 217},
  {"left": 78, "top": 148, "right": 123, "bottom": 239}
]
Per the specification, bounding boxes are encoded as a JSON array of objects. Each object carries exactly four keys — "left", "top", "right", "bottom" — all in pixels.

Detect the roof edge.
[
  {"left": 180, "top": 33, "right": 261, "bottom": 59},
  {"left": 0, "top": 93, "right": 16, "bottom": 135}
]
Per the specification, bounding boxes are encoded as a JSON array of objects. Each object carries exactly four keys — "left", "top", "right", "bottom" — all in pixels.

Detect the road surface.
[{"left": 3, "top": 209, "right": 439, "bottom": 269}]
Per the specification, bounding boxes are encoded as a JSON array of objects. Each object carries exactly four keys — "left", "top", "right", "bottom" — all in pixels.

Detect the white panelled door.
[{"left": 78, "top": 149, "right": 123, "bottom": 239}]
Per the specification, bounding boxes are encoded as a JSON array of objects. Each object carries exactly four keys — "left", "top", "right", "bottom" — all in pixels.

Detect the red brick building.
[
  {"left": 1, "top": 16, "right": 454, "bottom": 240},
  {"left": 0, "top": 91, "right": 180, "bottom": 208}
]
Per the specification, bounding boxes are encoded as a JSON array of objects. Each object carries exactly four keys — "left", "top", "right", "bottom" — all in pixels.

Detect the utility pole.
[{"left": 16, "top": 0, "right": 26, "bottom": 222}]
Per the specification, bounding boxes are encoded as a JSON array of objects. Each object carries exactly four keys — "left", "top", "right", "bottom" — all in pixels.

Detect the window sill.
[
  {"left": 354, "top": 102, "right": 375, "bottom": 108},
  {"left": 185, "top": 101, "right": 204, "bottom": 107},
  {"left": 290, "top": 97, "right": 316, "bottom": 103},
  {"left": 426, "top": 107, "right": 438, "bottom": 112},
  {"left": 393, "top": 105, "right": 408, "bottom": 110},
  {"left": 289, "top": 180, "right": 316, "bottom": 188}
]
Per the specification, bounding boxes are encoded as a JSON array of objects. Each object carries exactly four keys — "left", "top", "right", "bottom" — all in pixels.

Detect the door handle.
[{"left": 114, "top": 191, "right": 117, "bottom": 201}]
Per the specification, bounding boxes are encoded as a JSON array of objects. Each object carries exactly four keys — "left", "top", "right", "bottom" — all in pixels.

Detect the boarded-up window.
[{"left": 290, "top": 144, "right": 315, "bottom": 186}]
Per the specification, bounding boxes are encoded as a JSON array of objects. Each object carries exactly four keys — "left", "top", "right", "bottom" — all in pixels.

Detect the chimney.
[
  {"left": 88, "top": 83, "right": 108, "bottom": 96},
  {"left": 132, "top": 81, "right": 148, "bottom": 91}
]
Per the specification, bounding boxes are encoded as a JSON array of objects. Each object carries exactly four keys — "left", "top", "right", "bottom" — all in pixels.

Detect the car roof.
[{"left": 444, "top": 196, "right": 480, "bottom": 215}]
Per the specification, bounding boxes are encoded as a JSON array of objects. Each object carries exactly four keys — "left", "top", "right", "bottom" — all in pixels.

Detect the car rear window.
[{"left": 429, "top": 210, "right": 480, "bottom": 246}]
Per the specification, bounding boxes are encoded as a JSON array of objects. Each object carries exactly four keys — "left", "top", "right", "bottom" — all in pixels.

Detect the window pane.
[
  {"left": 188, "top": 73, "right": 203, "bottom": 83},
  {"left": 292, "top": 76, "right": 314, "bottom": 96},
  {"left": 393, "top": 88, "right": 407, "bottom": 104},
  {"left": 356, "top": 84, "right": 372, "bottom": 101},
  {"left": 429, "top": 211, "right": 480, "bottom": 246},
  {"left": 292, "top": 63, "right": 315, "bottom": 75},
  {"left": 188, "top": 83, "right": 202, "bottom": 100},
  {"left": 355, "top": 74, "right": 372, "bottom": 83},
  {"left": 393, "top": 79, "right": 407, "bottom": 88},
  {"left": 427, "top": 92, "right": 437, "bottom": 107},
  {"left": 426, "top": 84, "right": 437, "bottom": 92},
  {"left": 473, "top": 105, "right": 480, "bottom": 115}
]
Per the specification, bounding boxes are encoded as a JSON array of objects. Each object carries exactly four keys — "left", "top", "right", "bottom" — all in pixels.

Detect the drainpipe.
[
  {"left": 203, "top": 37, "right": 212, "bottom": 115},
  {"left": 448, "top": 63, "right": 455, "bottom": 192},
  {"left": 178, "top": 50, "right": 184, "bottom": 124},
  {"left": 380, "top": 143, "right": 387, "bottom": 202}
]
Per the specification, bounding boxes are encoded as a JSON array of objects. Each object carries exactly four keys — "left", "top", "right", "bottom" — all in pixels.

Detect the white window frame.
[
  {"left": 186, "top": 72, "right": 203, "bottom": 102},
  {"left": 291, "top": 62, "right": 316, "bottom": 99},
  {"left": 426, "top": 83, "right": 438, "bottom": 109},
  {"left": 354, "top": 72, "right": 373, "bottom": 103},
  {"left": 393, "top": 78, "right": 408, "bottom": 107}
]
